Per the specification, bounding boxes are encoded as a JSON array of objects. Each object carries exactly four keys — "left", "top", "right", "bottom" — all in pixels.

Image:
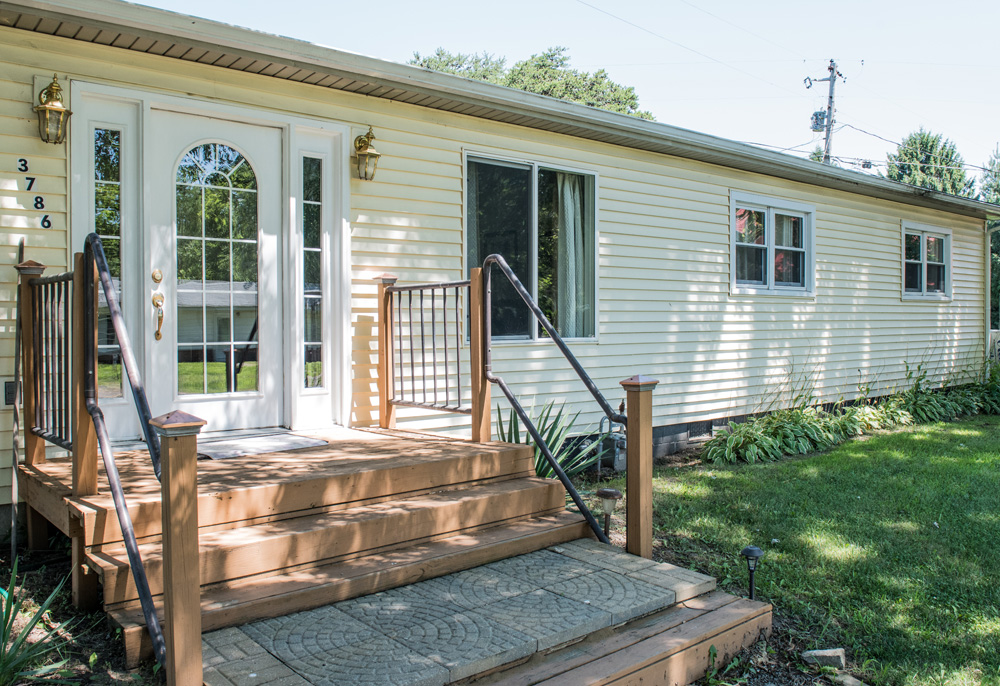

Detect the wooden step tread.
[
  {"left": 478, "top": 590, "right": 772, "bottom": 685},
  {"left": 67, "top": 440, "right": 533, "bottom": 545},
  {"left": 90, "top": 477, "right": 567, "bottom": 604},
  {"left": 110, "top": 511, "right": 592, "bottom": 667}
]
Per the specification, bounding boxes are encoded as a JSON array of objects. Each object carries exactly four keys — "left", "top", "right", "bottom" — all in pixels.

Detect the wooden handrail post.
[
  {"left": 16, "top": 260, "right": 49, "bottom": 551},
  {"left": 150, "top": 410, "right": 207, "bottom": 686},
  {"left": 376, "top": 274, "right": 398, "bottom": 429},
  {"left": 469, "top": 267, "right": 490, "bottom": 442},
  {"left": 72, "top": 252, "right": 98, "bottom": 497},
  {"left": 15, "top": 260, "right": 46, "bottom": 467},
  {"left": 620, "top": 375, "right": 659, "bottom": 559}
]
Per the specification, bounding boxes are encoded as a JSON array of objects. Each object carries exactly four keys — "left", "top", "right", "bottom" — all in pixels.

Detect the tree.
[
  {"left": 884, "top": 129, "right": 976, "bottom": 198},
  {"left": 981, "top": 148, "right": 1000, "bottom": 327},
  {"left": 409, "top": 48, "right": 507, "bottom": 84},
  {"left": 410, "top": 46, "right": 654, "bottom": 120}
]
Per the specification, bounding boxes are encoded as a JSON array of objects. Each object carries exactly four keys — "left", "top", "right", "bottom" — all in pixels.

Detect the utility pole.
[{"left": 804, "top": 59, "right": 844, "bottom": 164}]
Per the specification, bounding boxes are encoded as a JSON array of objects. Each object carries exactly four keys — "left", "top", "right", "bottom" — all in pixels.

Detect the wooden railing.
[
  {"left": 16, "top": 236, "right": 204, "bottom": 684},
  {"left": 377, "top": 258, "right": 658, "bottom": 556}
]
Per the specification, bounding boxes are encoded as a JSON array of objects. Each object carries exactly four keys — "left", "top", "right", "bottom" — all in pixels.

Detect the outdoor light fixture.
[
  {"left": 353, "top": 125, "right": 381, "bottom": 181},
  {"left": 596, "top": 488, "right": 623, "bottom": 538},
  {"left": 740, "top": 545, "right": 764, "bottom": 601},
  {"left": 34, "top": 74, "right": 72, "bottom": 144}
]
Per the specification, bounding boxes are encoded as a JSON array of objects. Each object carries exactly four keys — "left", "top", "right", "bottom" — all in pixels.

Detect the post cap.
[
  {"left": 375, "top": 273, "right": 398, "bottom": 285},
  {"left": 15, "top": 260, "right": 46, "bottom": 276},
  {"left": 619, "top": 375, "right": 660, "bottom": 392},
  {"left": 149, "top": 410, "right": 207, "bottom": 437}
]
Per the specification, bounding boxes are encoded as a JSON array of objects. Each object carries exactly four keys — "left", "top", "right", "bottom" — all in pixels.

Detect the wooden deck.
[{"left": 19, "top": 428, "right": 592, "bottom": 666}]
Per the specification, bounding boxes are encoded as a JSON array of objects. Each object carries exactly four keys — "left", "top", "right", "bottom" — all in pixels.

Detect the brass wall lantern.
[
  {"left": 353, "top": 126, "right": 381, "bottom": 181},
  {"left": 34, "top": 74, "right": 72, "bottom": 145}
]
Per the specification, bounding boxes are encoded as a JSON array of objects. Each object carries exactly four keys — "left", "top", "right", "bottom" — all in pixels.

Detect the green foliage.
[
  {"left": 496, "top": 401, "right": 605, "bottom": 478},
  {"left": 410, "top": 46, "right": 654, "bottom": 120},
  {"left": 884, "top": 128, "right": 976, "bottom": 198},
  {"left": 409, "top": 48, "right": 507, "bottom": 84},
  {"left": 0, "top": 560, "right": 73, "bottom": 685},
  {"left": 703, "top": 391, "right": 913, "bottom": 466},
  {"left": 703, "top": 360, "right": 1000, "bottom": 466}
]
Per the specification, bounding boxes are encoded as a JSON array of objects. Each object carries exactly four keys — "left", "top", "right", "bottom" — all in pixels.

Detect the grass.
[
  {"left": 592, "top": 417, "right": 1000, "bottom": 686},
  {"left": 98, "top": 360, "right": 258, "bottom": 395}
]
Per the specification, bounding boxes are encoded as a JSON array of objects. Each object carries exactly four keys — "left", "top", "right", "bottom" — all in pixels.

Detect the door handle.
[{"left": 152, "top": 293, "right": 165, "bottom": 340}]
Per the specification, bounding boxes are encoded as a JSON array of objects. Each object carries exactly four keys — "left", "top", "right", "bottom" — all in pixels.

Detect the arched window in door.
[{"left": 174, "top": 143, "right": 260, "bottom": 394}]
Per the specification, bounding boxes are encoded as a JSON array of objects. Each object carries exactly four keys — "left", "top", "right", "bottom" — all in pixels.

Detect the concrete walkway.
[{"left": 202, "top": 539, "right": 716, "bottom": 686}]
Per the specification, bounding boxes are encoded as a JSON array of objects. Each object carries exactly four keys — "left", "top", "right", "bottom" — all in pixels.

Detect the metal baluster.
[
  {"left": 54, "top": 282, "right": 63, "bottom": 440},
  {"left": 64, "top": 279, "right": 72, "bottom": 438},
  {"left": 408, "top": 291, "right": 415, "bottom": 404},
  {"left": 33, "top": 285, "right": 41, "bottom": 431},
  {"left": 442, "top": 288, "right": 449, "bottom": 408},
  {"left": 455, "top": 286, "right": 462, "bottom": 410},
  {"left": 430, "top": 290, "right": 437, "bottom": 406}
]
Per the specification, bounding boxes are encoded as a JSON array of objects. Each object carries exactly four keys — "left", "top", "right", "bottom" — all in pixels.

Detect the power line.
[{"left": 572, "top": 0, "right": 809, "bottom": 100}]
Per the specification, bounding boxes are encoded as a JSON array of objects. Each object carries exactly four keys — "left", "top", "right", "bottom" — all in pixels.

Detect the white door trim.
[{"left": 69, "top": 80, "right": 353, "bottom": 434}]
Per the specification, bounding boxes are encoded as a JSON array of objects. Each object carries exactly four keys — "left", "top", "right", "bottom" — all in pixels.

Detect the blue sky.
[{"left": 139, "top": 0, "right": 999, "bottom": 183}]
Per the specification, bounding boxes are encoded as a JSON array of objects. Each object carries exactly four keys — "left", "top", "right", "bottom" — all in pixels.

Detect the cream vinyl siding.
[{"left": 0, "top": 27, "right": 988, "bottom": 503}]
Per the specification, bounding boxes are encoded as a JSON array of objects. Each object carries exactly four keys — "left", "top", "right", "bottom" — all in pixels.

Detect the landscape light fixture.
[
  {"left": 740, "top": 545, "right": 764, "bottom": 600},
  {"left": 353, "top": 125, "right": 381, "bottom": 181},
  {"left": 596, "top": 488, "right": 622, "bottom": 538},
  {"left": 34, "top": 74, "right": 71, "bottom": 144}
]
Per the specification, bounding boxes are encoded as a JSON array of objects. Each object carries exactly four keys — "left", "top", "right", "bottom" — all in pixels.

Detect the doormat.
[{"left": 198, "top": 434, "right": 328, "bottom": 460}]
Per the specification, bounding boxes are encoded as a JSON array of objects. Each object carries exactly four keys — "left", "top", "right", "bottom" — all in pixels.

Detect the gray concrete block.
[
  {"left": 483, "top": 549, "right": 601, "bottom": 587},
  {"left": 476, "top": 589, "right": 612, "bottom": 651},
  {"left": 544, "top": 569, "right": 676, "bottom": 624}
]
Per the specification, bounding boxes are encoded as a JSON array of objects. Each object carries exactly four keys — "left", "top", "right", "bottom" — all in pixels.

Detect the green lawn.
[{"left": 594, "top": 417, "right": 1000, "bottom": 686}]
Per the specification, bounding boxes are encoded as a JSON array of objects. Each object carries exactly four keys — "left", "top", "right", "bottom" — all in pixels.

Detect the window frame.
[
  {"left": 729, "top": 191, "right": 816, "bottom": 297},
  {"left": 464, "top": 151, "right": 600, "bottom": 342},
  {"left": 901, "top": 221, "right": 952, "bottom": 300}
]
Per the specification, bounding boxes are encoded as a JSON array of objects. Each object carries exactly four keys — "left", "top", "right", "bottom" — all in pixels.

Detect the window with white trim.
[
  {"left": 730, "top": 192, "right": 815, "bottom": 295},
  {"left": 902, "top": 223, "right": 951, "bottom": 298},
  {"left": 466, "top": 156, "right": 596, "bottom": 339}
]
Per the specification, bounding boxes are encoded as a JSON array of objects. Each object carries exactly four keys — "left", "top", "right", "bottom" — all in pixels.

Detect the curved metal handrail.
[
  {"left": 482, "top": 253, "right": 626, "bottom": 545},
  {"left": 83, "top": 234, "right": 166, "bottom": 665}
]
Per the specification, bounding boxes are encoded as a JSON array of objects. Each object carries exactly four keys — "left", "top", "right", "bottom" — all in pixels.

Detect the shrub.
[
  {"left": 0, "top": 559, "right": 73, "bottom": 685},
  {"left": 496, "top": 401, "right": 607, "bottom": 478},
  {"left": 703, "top": 395, "right": 912, "bottom": 465}
]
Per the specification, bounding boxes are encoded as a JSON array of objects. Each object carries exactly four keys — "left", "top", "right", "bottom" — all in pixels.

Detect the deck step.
[
  {"left": 111, "top": 511, "right": 592, "bottom": 667},
  {"left": 69, "top": 439, "right": 534, "bottom": 546},
  {"left": 90, "top": 477, "right": 566, "bottom": 605},
  {"left": 477, "top": 590, "right": 772, "bottom": 686}
]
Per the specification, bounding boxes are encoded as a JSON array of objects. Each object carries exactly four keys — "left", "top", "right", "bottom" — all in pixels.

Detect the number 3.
[{"left": 17, "top": 159, "right": 29, "bottom": 172}]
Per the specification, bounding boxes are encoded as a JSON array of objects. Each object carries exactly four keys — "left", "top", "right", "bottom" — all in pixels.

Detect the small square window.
[
  {"left": 902, "top": 224, "right": 950, "bottom": 299},
  {"left": 731, "top": 192, "right": 814, "bottom": 295}
]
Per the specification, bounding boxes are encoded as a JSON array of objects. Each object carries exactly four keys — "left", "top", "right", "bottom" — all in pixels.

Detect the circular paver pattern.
[
  {"left": 544, "top": 569, "right": 676, "bottom": 623},
  {"left": 404, "top": 567, "right": 538, "bottom": 609},
  {"left": 482, "top": 549, "right": 601, "bottom": 586},
  {"left": 476, "top": 588, "right": 613, "bottom": 650}
]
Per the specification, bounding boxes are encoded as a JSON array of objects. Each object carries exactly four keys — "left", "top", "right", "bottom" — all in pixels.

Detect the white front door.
[{"left": 146, "top": 110, "right": 283, "bottom": 431}]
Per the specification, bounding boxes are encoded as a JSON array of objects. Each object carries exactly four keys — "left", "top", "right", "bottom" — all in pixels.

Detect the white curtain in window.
[{"left": 556, "top": 172, "right": 586, "bottom": 337}]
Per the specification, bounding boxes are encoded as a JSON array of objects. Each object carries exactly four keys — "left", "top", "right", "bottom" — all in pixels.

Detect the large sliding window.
[{"left": 467, "top": 157, "right": 596, "bottom": 339}]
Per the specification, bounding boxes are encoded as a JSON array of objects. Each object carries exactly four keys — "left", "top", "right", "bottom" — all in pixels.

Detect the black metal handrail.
[
  {"left": 82, "top": 234, "right": 166, "bottom": 665},
  {"left": 482, "top": 253, "right": 627, "bottom": 545}
]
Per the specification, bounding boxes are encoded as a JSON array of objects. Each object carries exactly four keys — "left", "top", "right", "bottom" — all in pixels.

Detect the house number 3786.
[{"left": 17, "top": 159, "right": 51, "bottom": 228}]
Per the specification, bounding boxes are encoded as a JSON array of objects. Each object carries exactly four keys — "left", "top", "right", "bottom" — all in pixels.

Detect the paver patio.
[{"left": 202, "top": 539, "right": 716, "bottom": 686}]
